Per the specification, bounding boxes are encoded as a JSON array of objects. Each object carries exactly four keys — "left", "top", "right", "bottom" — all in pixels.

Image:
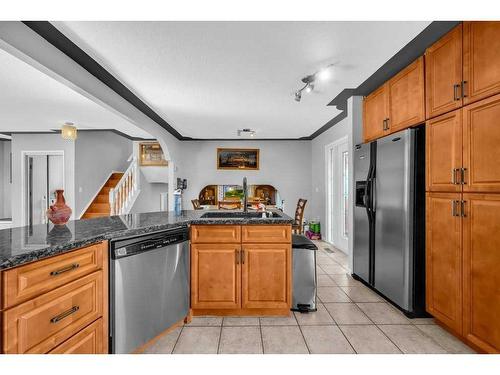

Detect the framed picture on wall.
[
  {"left": 139, "top": 142, "right": 168, "bottom": 166},
  {"left": 217, "top": 148, "right": 259, "bottom": 170}
]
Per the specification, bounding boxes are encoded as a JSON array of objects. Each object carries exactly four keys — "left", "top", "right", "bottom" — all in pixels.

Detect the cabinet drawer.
[
  {"left": 2, "top": 242, "right": 105, "bottom": 309},
  {"left": 191, "top": 225, "right": 241, "bottom": 243},
  {"left": 242, "top": 225, "right": 291, "bottom": 243},
  {"left": 49, "top": 318, "right": 104, "bottom": 354},
  {"left": 2, "top": 271, "right": 103, "bottom": 354}
]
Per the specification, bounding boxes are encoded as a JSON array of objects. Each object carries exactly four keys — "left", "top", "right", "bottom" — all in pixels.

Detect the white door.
[{"left": 326, "top": 137, "right": 349, "bottom": 253}]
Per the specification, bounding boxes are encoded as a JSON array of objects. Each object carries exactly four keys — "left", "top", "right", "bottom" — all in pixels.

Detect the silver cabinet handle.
[
  {"left": 241, "top": 249, "right": 245, "bottom": 265},
  {"left": 235, "top": 249, "right": 239, "bottom": 264},
  {"left": 50, "top": 263, "right": 80, "bottom": 276},
  {"left": 452, "top": 168, "right": 458, "bottom": 185},
  {"left": 50, "top": 306, "right": 79, "bottom": 324},
  {"left": 461, "top": 168, "right": 467, "bottom": 185},
  {"left": 453, "top": 84, "right": 461, "bottom": 101},
  {"left": 462, "top": 81, "right": 468, "bottom": 98},
  {"left": 451, "top": 200, "right": 459, "bottom": 217},
  {"left": 460, "top": 201, "right": 467, "bottom": 217}
]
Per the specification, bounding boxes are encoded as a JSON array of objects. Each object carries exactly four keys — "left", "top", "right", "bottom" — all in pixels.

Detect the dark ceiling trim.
[
  {"left": 22, "top": 21, "right": 184, "bottom": 140},
  {"left": 21, "top": 21, "right": 459, "bottom": 142},
  {"left": 1, "top": 129, "right": 154, "bottom": 141},
  {"left": 311, "top": 21, "right": 461, "bottom": 140}
]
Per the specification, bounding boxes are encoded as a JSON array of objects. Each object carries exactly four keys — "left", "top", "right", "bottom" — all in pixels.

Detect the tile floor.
[{"left": 141, "top": 241, "right": 476, "bottom": 354}]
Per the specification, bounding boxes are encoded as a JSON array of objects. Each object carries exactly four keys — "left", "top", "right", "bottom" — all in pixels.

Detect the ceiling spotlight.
[
  {"left": 294, "top": 91, "right": 302, "bottom": 102},
  {"left": 237, "top": 128, "right": 256, "bottom": 137},
  {"left": 293, "top": 63, "right": 334, "bottom": 102}
]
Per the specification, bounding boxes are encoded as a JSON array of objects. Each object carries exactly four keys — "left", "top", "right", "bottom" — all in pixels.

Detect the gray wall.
[
  {"left": 179, "top": 140, "right": 312, "bottom": 218},
  {"left": 0, "top": 141, "right": 12, "bottom": 218},
  {"left": 74, "top": 131, "right": 132, "bottom": 216},
  {"left": 10, "top": 133, "right": 75, "bottom": 227},
  {"left": 130, "top": 179, "right": 168, "bottom": 214}
]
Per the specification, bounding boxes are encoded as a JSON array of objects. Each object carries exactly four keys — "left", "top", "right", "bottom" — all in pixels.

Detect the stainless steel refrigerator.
[{"left": 353, "top": 126, "right": 426, "bottom": 317}]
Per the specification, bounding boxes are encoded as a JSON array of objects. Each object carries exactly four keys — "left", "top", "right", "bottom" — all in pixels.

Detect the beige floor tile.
[
  {"left": 317, "top": 258, "right": 336, "bottom": 266},
  {"left": 261, "top": 326, "right": 309, "bottom": 354},
  {"left": 260, "top": 315, "right": 298, "bottom": 326},
  {"left": 416, "top": 325, "right": 476, "bottom": 353},
  {"left": 218, "top": 326, "right": 263, "bottom": 354},
  {"left": 410, "top": 318, "right": 436, "bottom": 325},
  {"left": 173, "top": 327, "right": 220, "bottom": 354},
  {"left": 320, "top": 265, "right": 348, "bottom": 275},
  {"left": 186, "top": 316, "right": 223, "bottom": 327},
  {"left": 324, "top": 303, "right": 372, "bottom": 325},
  {"left": 357, "top": 303, "right": 410, "bottom": 324},
  {"left": 317, "top": 286, "right": 351, "bottom": 303},
  {"left": 141, "top": 327, "right": 182, "bottom": 354},
  {"left": 301, "top": 325, "right": 354, "bottom": 354},
  {"left": 316, "top": 266, "right": 326, "bottom": 275},
  {"left": 340, "top": 286, "right": 383, "bottom": 302},
  {"left": 378, "top": 325, "right": 447, "bottom": 354},
  {"left": 294, "top": 303, "right": 335, "bottom": 326},
  {"left": 317, "top": 274, "right": 336, "bottom": 286},
  {"left": 330, "top": 274, "right": 362, "bottom": 287},
  {"left": 339, "top": 325, "right": 401, "bottom": 354},
  {"left": 223, "top": 317, "right": 260, "bottom": 326}
]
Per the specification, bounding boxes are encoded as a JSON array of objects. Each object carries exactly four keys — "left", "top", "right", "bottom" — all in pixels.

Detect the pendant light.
[{"left": 61, "top": 122, "right": 77, "bottom": 141}]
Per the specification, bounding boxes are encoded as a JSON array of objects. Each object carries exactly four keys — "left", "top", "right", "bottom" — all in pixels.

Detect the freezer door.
[
  {"left": 374, "top": 129, "right": 414, "bottom": 311},
  {"left": 353, "top": 143, "right": 371, "bottom": 283}
]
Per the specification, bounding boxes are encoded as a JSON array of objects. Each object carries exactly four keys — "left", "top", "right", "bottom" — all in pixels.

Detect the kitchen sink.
[{"left": 200, "top": 211, "right": 282, "bottom": 219}]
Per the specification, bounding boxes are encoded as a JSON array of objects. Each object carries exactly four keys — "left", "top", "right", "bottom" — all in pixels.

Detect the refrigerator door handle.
[{"left": 371, "top": 178, "right": 376, "bottom": 213}]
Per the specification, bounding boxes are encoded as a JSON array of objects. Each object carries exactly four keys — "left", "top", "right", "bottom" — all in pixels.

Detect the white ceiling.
[
  {"left": 0, "top": 47, "right": 153, "bottom": 139},
  {"left": 54, "top": 21, "right": 431, "bottom": 139}
]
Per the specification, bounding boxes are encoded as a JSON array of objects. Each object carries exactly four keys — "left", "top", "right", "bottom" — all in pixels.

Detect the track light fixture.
[{"left": 293, "top": 64, "right": 334, "bottom": 102}]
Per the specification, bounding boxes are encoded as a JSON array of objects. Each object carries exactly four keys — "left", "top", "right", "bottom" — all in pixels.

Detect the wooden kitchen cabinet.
[
  {"left": 463, "top": 22, "right": 500, "bottom": 105},
  {"left": 190, "top": 224, "right": 292, "bottom": 316},
  {"left": 363, "top": 84, "right": 389, "bottom": 142},
  {"left": 462, "top": 194, "right": 500, "bottom": 353},
  {"left": 425, "top": 24, "right": 463, "bottom": 119},
  {"left": 388, "top": 56, "right": 425, "bottom": 132},
  {"left": 241, "top": 244, "right": 290, "bottom": 309},
  {"left": 463, "top": 93, "right": 500, "bottom": 192},
  {"left": 49, "top": 318, "right": 104, "bottom": 354},
  {"left": 426, "top": 193, "right": 463, "bottom": 334},
  {"left": 190, "top": 243, "right": 241, "bottom": 309},
  {"left": 426, "top": 109, "right": 463, "bottom": 192}
]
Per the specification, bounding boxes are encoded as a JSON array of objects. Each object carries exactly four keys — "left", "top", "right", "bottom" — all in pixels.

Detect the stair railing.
[{"left": 109, "top": 156, "right": 139, "bottom": 215}]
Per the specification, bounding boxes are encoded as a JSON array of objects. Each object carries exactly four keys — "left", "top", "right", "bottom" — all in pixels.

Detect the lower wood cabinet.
[
  {"left": 241, "top": 244, "right": 290, "bottom": 309},
  {"left": 49, "top": 318, "right": 104, "bottom": 354},
  {"left": 426, "top": 193, "right": 463, "bottom": 334},
  {"left": 462, "top": 194, "right": 500, "bottom": 353},
  {"left": 190, "top": 225, "right": 291, "bottom": 315},
  {"left": 191, "top": 243, "right": 241, "bottom": 309}
]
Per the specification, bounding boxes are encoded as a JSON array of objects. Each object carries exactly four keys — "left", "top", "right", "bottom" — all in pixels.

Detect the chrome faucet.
[{"left": 243, "top": 176, "right": 248, "bottom": 213}]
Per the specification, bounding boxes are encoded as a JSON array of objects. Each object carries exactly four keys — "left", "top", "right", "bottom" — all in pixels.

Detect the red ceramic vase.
[{"left": 47, "top": 190, "right": 72, "bottom": 225}]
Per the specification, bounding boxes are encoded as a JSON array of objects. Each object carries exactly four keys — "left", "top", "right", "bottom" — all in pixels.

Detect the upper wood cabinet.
[
  {"left": 190, "top": 243, "right": 241, "bottom": 309},
  {"left": 241, "top": 244, "right": 290, "bottom": 309},
  {"left": 463, "top": 93, "right": 500, "bottom": 193},
  {"left": 363, "top": 57, "right": 425, "bottom": 142},
  {"left": 426, "top": 109, "right": 463, "bottom": 192},
  {"left": 426, "top": 192, "right": 463, "bottom": 334},
  {"left": 463, "top": 22, "right": 500, "bottom": 105},
  {"left": 425, "top": 24, "right": 463, "bottom": 119},
  {"left": 462, "top": 194, "right": 500, "bottom": 353},
  {"left": 363, "top": 84, "right": 389, "bottom": 142},
  {"left": 388, "top": 56, "right": 425, "bottom": 132}
]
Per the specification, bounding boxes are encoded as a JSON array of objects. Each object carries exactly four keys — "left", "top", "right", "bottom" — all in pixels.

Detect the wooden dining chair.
[
  {"left": 191, "top": 199, "right": 202, "bottom": 210},
  {"left": 218, "top": 200, "right": 242, "bottom": 210},
  {"left": 292, "top": 198, "right": 307, "bottom": 234}
]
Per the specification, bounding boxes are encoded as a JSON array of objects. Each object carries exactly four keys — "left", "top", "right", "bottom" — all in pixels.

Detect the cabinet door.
[
  {"left": 363, "top": 84, "right": 389, "bottom": 142},
  {"left": 425, "top": 24, "right": 463, "bottom": 119},
  {"left": 191, "top": 244, "right": 241, "bottom": 309},
  {"left": 49, "top": 319, "right": 104, "bottom": 354},
  {"left": 426, "top": 193, "right": 463, "bottom": 334},
  {"left": 426, "top": 109, "right": 463, "bottom": 192},
  {"left": 388, "top": 56, "right": 425, "bottom": 132},
  {"left": 463, "top": 194, "right": 500, "bottom": 353},
  {"left": 463, "top": 93, "right": 500, "bottom": 192},
  {"left": 241, "top": 244, "right": 290, "bottom": 309},
  {"left": 463, "top": 21, "right": 500, "bottom": 105}
]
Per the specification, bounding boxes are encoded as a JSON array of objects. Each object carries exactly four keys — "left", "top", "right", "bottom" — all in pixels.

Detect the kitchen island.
[{"left": 0, "top": 209, "right": 293, "bottom": 354}]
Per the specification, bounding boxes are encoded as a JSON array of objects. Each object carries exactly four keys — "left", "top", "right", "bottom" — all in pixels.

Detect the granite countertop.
[{"left": 0, "top": 209, "right": 293, "bottom": 270}]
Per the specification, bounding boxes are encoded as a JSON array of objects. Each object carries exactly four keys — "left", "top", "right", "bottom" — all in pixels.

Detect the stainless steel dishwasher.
[{"left": 109, "top": 227, "right": 190, "bottom": 354}]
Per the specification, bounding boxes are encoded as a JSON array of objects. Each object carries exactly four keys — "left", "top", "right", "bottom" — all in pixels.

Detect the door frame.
[
  {"left": 325, "top": 135, "right": 349, "bottom": 252},
  {"left": 21, "top": 150, "right": 65, "bottom": 226}
]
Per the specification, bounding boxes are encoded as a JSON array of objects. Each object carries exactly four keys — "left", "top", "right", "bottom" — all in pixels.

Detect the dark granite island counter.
[{"left": 0, "top": 209, "right": 293, "bottom": 270}]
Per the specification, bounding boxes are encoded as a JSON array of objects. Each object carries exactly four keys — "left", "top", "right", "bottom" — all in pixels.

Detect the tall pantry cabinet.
[{"left": 425, "top": 22, "right": 500, "bottom": 353}]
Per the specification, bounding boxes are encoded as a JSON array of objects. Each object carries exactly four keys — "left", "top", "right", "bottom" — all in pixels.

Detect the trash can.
[{"left": 292, "top": 234, "right": 318, "bottom": 313}]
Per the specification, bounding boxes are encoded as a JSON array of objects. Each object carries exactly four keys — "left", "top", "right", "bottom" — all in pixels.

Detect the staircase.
[{"left": 82, "top": 172, "right": 124, "bottom": 219}]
